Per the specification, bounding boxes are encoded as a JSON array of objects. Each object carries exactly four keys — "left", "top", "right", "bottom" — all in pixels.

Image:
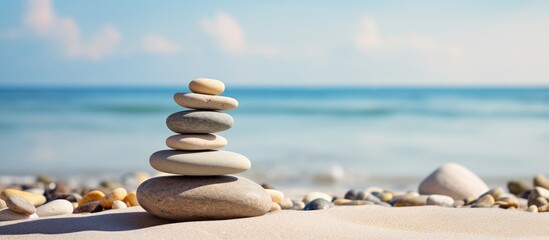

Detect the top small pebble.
[{"left": 189, "top": 78, "right": 225, "bottom": 95}]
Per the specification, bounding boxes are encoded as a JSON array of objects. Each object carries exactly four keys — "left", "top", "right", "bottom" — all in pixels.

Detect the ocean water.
[{"left": 0, "top": 87, "right": 548, "bottom": 189}]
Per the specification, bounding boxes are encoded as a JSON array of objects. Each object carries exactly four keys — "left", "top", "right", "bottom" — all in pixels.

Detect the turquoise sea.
[{"left": 1, "top": 87, "right": 548, "bottom": 188}]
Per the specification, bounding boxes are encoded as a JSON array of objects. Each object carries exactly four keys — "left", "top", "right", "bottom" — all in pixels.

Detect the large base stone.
[{"left": 137, "top": 175, "right": 271, "bottom": 221}]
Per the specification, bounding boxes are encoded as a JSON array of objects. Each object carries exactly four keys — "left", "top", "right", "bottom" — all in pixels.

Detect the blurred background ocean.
[
  {"left": 1, "top": 86, "right": 548, "bottom": 189},
  {"left": 2, "top": 1, "right": 549, "bottom": 190}
]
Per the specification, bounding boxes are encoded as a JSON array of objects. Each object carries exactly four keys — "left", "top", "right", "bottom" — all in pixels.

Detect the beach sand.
[{"left": 1, "top": 205, "right": 548, "bottom": 239}]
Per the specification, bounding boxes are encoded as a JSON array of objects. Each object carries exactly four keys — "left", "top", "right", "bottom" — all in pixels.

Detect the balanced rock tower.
[{"left": 137, "top": 78, "right": 271, "bottom": 221}]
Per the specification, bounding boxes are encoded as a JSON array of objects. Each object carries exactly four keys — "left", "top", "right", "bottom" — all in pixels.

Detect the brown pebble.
[
  {"left": 261, "top": 183, "right": 275, "bottom": 189},
  {"left": 74, "top": 201, "right": 103, "bottom": 213},
  {"left": 51, "top": 181, "right": 69, "bottom": 195},
  {"left": 123, "top": 192, "right": 139, "bottom": 207},
  {"left": 78, "top": 190, "right": 105, "bottom": 206},
  {"left": 473, "top": 194, "right": 495, "bottom": 208},
  {"left": 507, "top": 181, "right": 533, "bottom": 195},
  {"left": 494, "top": 195, "right": 519, "bottom": 209},
  {"left": 395, "top": 195, "right": 428, "bottom": 207},
  {"left": 100, "top": 187, "right": 127, "bottom": 209},
  {"left": 538, "top": 204, "right": 549, "bottom": 212},
  {"left": 333, "top": 199, "right": 370, "bottom": 206},
  {"left": 6, "top": 196, "right": 36, "bottom": 215}
]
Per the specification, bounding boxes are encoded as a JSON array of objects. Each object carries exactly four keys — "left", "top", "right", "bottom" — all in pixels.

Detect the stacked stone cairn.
[{"left": 137, "top": 78, "right": 271, "bottom": 221}]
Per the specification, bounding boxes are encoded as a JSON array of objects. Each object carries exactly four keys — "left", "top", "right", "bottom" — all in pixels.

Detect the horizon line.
[{"left": 1, "top": 83, "right": 549, "bottom": 89}]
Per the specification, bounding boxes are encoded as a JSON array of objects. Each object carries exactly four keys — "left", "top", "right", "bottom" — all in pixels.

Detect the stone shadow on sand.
[{"left": 0, "top": 209, "right": 172, "bottom": 234}]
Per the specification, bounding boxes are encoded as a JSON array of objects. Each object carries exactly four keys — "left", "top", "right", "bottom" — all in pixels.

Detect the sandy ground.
[{"left": 1, "top": 205, "right": 548, "bottom": 239}]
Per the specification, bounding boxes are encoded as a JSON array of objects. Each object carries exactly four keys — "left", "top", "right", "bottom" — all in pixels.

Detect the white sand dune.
[{"left": 1, "top": 205, "right": 548, "bottom": 239}]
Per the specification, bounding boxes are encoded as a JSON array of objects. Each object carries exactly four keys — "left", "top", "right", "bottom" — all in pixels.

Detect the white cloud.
[
  {"left": 200, "top": 12, "right": 278, "bottom": 58},
  {"left": 355, "top": 17, "right": 382, "bottom": 51},
  {"left": 24, "top": 0, "right": 121, "bottom": 60},
  {"left": 142, "top": 34, "right": 182, "bottom": 55},
  {"left": 355, "top": 17, "right": 463, "bottom": 57},
  {"left": 201, "top": 12, "right": 244, "bottom": 55}
]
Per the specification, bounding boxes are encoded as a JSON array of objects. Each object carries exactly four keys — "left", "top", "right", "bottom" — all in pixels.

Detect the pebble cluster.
[
  {"left": 0, "top": 173, "right": 146, "bottom": 222},
  {"left": 136, "top": 78, "right": 271, "bottom": 221},
  {"left": 1, "top": 161, "right": 548, "bottom": 222},
  {"left": 262, "top": 163, "right": 549, "bottom": 212}
]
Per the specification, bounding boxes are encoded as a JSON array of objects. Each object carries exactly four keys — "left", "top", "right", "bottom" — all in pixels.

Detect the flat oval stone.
[
  {"left": 1, "top": 189, "right": 46, "bottom": 207},
  {"left": 166, "top": 134, "right": 227, "bottom": 151},
  {"left": 150, "top": 150, "right": 251, "bottom": 175},
  {"left": 174, "top": 93, "right": 238, "bottom": 110},
  {"left": 137, "top": 175, "right": 271, "bottom": 221},
  {"left": 6, "top": 196, "right": 36, "bottom": 215},
  {"left": 36, "top": 199, "right": 73, "bottom": 217},
  {"left": 189, "top": 78, "right": 225, "bottom": 95},
  {"left": 0, "top": 199, "right": 6, "bottom": 209},
  {"left": 394, "top": 195, "right": 428, "bottom": 207},
  {"left": 426, "top": 194, "right": 454, "bottom": 207},
  {"left": 166, "top": 110, "right": 234, "bottom": 134},
  {"left": 495, "top": 197, "right": 519, "bottom": 209},
  {"left": 0, "top": 209, "right": 37, "bottom": 222}
]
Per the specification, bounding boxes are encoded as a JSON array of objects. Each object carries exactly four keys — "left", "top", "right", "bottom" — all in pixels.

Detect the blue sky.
[{"left": 1, "top": 0, "right": 548, "bottom": 86}]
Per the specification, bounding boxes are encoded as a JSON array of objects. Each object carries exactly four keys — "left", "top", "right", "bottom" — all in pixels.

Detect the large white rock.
[
  {"left": 150, "top": 150, "right": 251, "bottom": 175},
  {"left": 418, "top": 163, "right": 489, "bottom": 200}
]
